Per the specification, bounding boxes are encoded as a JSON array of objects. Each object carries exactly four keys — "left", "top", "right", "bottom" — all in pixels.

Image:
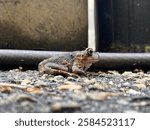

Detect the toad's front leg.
[{"left": 72, "top": 65, "right": 86, "bottom": 76}]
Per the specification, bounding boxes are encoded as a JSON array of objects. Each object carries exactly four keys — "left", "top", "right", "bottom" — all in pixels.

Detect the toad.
[{"left": 38, "top": 48, "right": 100, "bottom": 77}]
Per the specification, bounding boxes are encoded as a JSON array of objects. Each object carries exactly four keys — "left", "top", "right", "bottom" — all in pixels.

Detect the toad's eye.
[{"left": 87, "top": 48, "right": 93, "bottom": 56}]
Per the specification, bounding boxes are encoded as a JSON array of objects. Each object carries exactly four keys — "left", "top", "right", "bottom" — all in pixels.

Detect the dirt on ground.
[{"left": 0, "top": 69, "right": 150, "bottom": 113}]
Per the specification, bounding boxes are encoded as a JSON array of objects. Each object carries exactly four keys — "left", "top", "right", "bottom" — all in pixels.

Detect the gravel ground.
[{"left": 0, "top": 68, "right": 150, "bottom": 113}]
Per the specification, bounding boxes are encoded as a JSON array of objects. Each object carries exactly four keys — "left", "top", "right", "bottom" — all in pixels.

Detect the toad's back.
[
  {"left": 38, "top": 54, "right": 74, "bottom": 73},
  {"left": 43, "top": 54, "right": 73, "bottom": 64}
]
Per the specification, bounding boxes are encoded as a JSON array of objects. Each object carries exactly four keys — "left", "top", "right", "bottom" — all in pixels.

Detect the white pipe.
[{"left": 88, "top": 0, "right": 96, "bottom": 51}]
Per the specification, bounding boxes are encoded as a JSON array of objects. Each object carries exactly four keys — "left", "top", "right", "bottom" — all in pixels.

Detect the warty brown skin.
[{"left": 38, "top": 48, "right": 100, "bottom": 77}]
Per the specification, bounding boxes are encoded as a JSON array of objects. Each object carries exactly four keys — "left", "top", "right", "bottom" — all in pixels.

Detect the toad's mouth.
[{"left": 86, "top": 53, "right": 100, "bottom": 63}]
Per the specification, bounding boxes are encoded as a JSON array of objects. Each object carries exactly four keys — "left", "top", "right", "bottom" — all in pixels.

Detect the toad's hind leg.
[
  {"left": 49, "top": 69, "right": 80, "bottom": 77},
  {"left": 39, "top": 62, "right": 79, "bottom": 77},
  {"left": 39, "top": 62, "right": 68, "bottom": 75}
]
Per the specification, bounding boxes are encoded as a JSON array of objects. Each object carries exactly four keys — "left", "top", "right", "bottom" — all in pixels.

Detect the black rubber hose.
[
  {"left": 0, "top": 49, "right": 68, "bottom": 66},
  {"left": 95, "top": 53, "right": 150, "bottom": 69},
  {"left": 0, "top": 49, "right": 149, "bottom": 69}
]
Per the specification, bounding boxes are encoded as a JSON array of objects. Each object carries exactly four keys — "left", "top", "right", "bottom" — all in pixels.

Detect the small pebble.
[
  {"left": 72, "top": 90, "right": 87, "bottom": 100},
  {"left": 109, "top": 81, "right": 114, "bottom": 85},
  {"left": 21, "top": 79, "right": 31, "bottom": 85},
  {"left": 0, "top": 86, "right": 12, "bottom": 93},
  {"left": 88, "top": 83, "right": 108, "bottom": 90},
  {"left": 34, "top": 80, "right": 48, "bottom": 87},
  {"left": 87, "top": 92, "right": 121, "bottom": 101},
  {"left": 67, "top": 77, "right": 77, "bottom": 81},
  {"left": 126, "top": 89, "right": 141, "bottom": 95},
  {"left": 26, "top": 87, "right": 44, "bottom": 93},
  {"left": 15, "top": 94, "right": 37, "bottom": 103},
  {"left": 53, "top": 75, "right": 64, "bottom": 81},
  {"left": 122, "top": 82, "right": 131, "bottom": 87},
  {"left": 51, "top": 101, "right": 80, "bottom": 112},
  {"left": 58, "top": 84, "right": 82, "bottom": 91},
  {"left": 83, "top": 78, "right": 96, "bottom": 85},
  {"left": 135, "top": 84, "right": 146, "bottom": 89}
]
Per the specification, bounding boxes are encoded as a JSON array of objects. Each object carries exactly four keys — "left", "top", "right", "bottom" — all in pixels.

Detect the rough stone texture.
[
  {"left": 0, "top": 0, "right": 88, "bottom": 51},
  {"left": 0, "top": 69, "right": 150, "bottom": 113}
]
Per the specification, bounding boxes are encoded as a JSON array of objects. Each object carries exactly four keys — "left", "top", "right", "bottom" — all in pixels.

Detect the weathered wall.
[{"left": 0, "top": 0, "right": 88, "bottom": 51}]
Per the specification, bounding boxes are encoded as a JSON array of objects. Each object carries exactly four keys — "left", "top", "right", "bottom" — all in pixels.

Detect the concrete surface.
[{"left": 0, "top": 0, "right": 88, "bottom": 51}]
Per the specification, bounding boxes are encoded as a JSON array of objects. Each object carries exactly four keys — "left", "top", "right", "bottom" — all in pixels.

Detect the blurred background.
[
  {"left": 0, "top": 0, "right": 150, "bottom": 52},
  {"left": 95, "top": 0, "right": 150, "bottom": 52},
  {"left": 0, "top": 0, "right": 88, "bottom": 51}
]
